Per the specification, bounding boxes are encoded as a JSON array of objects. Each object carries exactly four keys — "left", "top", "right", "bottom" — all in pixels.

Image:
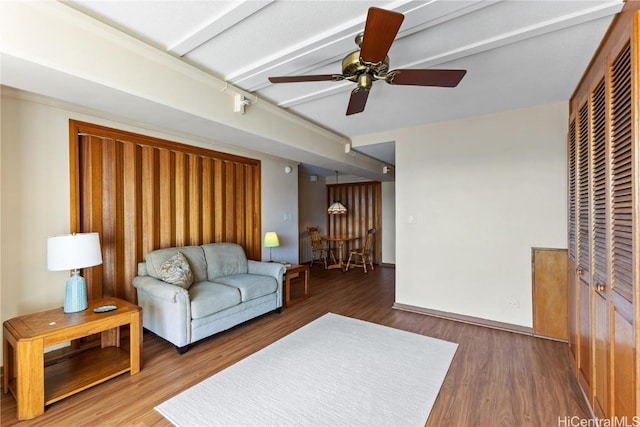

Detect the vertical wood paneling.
[
  {"left": 158, "top": 149, "right": 174, "bottom": 248},
  {"left": 202, "top": 159, "right": 214, "bottom": 244},
  {"left": 141, "top": 145, "right": 159, "bottom": 256},
  {"left": 214, "top": 159, "right": 224, "bottom": 243},
  {"left": 188, "top": 154, "right": 202, "bottom": 245},
  {"left": 249, "top": 164, "right": 262, "bottom": 260},
  {"left": 174, "top": 152, "right": 188, "bottom": 247},
  {"left": 70, "top": 121, "right": 261, "bottom": 303},
  {"left": 327, "top": 181, "right": 382, "bottom": 264},
  {"left": 101, "top": 138, "right": 117, "bottom": 298},
  {"left": 121, "top": 142, "right": 141, "bottom": 302},
  {"left": 80, "top": 135, "right": 105, "bottom": 301},
  {"left": 225, "top": 162, "right": 235, "bottom": 242},
  {"left": 235, "top": 164, "right": 246, "bottom": 245}
]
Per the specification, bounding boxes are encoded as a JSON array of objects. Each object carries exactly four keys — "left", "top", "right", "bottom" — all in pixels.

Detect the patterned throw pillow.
[{"left": 158, "top": 252, "right": 194, "bottom": 289}]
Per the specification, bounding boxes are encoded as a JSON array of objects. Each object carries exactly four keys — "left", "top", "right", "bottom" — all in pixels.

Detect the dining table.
[{"left": 322, "top": 235, "right": 359, "bottom": 271}]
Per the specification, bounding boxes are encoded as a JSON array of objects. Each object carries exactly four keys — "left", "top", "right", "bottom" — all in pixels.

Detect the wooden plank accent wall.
[
  {"left": 327, "top": 181, "right": 382, "bottom": 264},
  {"left": 69, "top": 121, "right": 261, "bottom": 303}
]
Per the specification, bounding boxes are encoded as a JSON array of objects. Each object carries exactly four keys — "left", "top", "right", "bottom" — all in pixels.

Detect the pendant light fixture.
[{"left": 328, "top": 171, "right": 347, "bottom": 215}]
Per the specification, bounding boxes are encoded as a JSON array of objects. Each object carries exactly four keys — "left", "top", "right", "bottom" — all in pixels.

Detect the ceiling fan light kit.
[{"left": 268, "top": 7, "right": 467, "bottom": 116}]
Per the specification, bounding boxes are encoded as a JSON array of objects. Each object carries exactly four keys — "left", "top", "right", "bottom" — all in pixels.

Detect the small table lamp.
[
  {"left": 264, "top": 231, "right": 280, "bottom": 262},
  {"left": 47, "top": 232, "right": 103, "bottom": 313}
]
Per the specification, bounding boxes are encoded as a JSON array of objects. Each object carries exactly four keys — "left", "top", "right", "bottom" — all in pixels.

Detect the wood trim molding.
[{"left": 392, "top": 302, "right": 544, "bottom": 339}]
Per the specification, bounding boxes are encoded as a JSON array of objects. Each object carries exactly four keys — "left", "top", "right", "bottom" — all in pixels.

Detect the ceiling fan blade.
[
  {"left": 346, "top": 88, "right": 370, "bottom": 116},
  {"left": 360, "top": 7, "right": 404, "bottom": 64},
  {"left": 386, "top": 69, "right": 467, "bottom": 87},
  {"left": 268, "top": 74, "right": 343, "bottom": 83}
]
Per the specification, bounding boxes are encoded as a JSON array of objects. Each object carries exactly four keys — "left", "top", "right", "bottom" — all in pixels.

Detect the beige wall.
[
  {"left": 0, "top": 89, "right": 299, "bottom": 360},
  {"left": 397, "top": 102, "right": 567, "bottom": 327},
  {"left": 355, "top": 102, "right": 567, "bottom": 328}
]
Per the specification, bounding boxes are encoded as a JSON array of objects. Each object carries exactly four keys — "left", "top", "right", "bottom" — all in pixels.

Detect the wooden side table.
[
  {"left": 2, "top": 297, "right": 142, "bottom": 420},
  {"left": 284, "top": 264, "right": 310, "bottom": 307}
]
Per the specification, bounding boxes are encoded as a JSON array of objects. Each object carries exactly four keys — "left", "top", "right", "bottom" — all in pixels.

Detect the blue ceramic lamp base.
[{"left": 64, "top": 270, "right": 88, "bottom": 313}]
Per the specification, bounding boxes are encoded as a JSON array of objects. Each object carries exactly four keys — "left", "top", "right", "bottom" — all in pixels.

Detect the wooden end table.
[
  {"left": 284, "top": 264, "right": 310, "bottom": 307},
  {"left": 2, "top": 297, "right": 142, "bottom": 420}
]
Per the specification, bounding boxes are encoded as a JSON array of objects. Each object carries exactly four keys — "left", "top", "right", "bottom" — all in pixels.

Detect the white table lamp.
[{"left": 47, "top": 232, "right": 103, "bottom": 313}]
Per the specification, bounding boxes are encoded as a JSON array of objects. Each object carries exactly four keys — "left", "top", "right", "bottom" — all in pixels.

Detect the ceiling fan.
[{"left": 268, "top": 7, "right": 467, "bottom": 116}]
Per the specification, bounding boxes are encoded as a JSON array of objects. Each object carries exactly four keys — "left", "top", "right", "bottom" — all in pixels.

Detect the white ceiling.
[{"left": 7, "top": 1, "right": 625, "bottom": 177}]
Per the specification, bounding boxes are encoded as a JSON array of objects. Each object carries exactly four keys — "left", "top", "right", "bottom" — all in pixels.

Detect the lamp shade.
[
  {"left": 47, "top": 232, "right": 103, "bottom": 271},
  {"left": 328, "top": 201, "right": 347, "bottom": 215},
  {"left": 264, "top": 232, "right": 280, "bottom": 248},
  {"left": 328, "top": 170, "right": 347, "bottom": 215}
]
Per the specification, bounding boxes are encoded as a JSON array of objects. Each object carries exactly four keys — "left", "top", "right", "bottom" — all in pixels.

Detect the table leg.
[
  {"left": 129, "top": 311, "right": 142, "bottom": 374},
  {"left": 16, "top": 338, "right": 45, "bottom": 420},
  {"left": 3, "top": 333, "right": 10, "bottom": 394},
  {"left": 285, "top": 273, "right": 292, "bottom": 306},
  {"left": 337, "top": 241, "right": 345, "bottom": 270},
  {"left": 303, "top": 268, "right": 309, "bottom": 295}
]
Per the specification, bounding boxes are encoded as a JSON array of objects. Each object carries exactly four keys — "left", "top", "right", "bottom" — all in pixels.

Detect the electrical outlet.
[{"left": 505, "top": 299, "right": 520, "bottom": 308}]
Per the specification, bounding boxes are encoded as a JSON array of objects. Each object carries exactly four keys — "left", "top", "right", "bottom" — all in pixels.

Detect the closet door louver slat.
[
  {"left": 578, "top": 102, "right": 591, "bottom": 275},
  {"left": 569, "top": 118, "right": 577, "bottom": 263},
  {"left": 592, "top": 79, "right": 607, "bottom": 288},
  {"left": 610, "top": 44, "right": 633, "bottom": 303}
]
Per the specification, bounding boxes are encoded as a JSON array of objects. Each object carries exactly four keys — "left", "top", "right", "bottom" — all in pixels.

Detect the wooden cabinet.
[
  {"left": 532, "top": 248, "right": 568, "bottom": 340},
  {"left": 567, "top": 2, "right": 639, "bottom": 419}
]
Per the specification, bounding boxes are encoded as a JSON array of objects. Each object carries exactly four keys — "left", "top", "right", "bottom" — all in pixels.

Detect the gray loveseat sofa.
[{"left": 132, "top": 243, "right": 285, "bottom": 353}]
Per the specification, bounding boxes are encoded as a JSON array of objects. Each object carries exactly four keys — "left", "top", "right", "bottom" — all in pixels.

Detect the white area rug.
[{"left": 156, "top": 313, "right": 457, "bottom": 427}]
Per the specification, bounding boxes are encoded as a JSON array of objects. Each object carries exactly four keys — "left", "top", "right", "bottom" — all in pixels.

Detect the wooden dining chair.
[
  {"left": 346, "top": 228, "right": 376, "bottom": 273},
  {"left": 307, "top": 226, "right": 335, "bottom": 269}
]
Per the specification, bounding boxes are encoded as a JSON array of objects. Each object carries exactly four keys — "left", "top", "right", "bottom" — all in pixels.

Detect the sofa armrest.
[
  {"left": 132, "top": 275, "right": 192, "bottom": 347},
  {"left": 247, "top": 260, "right": 285, "bottom": 282},
  {"left": 132, "top": 276, "right": 189, "bottom": 302},
  {"left": 248, "top": 260, "right": 285, "bottom": 307}
]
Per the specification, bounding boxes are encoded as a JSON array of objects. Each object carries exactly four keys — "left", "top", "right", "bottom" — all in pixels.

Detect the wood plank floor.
[{"left": 2, "top": 265, "right": 591, "bottom": 426}]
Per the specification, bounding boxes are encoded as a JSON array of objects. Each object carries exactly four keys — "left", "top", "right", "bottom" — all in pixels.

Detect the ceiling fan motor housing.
[{"left": 342, "top": 50, "right": 389, "bottom": 81}]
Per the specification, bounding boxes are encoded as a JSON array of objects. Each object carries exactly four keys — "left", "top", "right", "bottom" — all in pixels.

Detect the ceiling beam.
[{"left": 168, "top": 1, "right": 273, "bottom": 57}]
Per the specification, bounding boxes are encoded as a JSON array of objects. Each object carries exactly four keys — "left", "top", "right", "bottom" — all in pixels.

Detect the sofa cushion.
[
  {"left": 157, "top": 252, "right": 194, "bottom": 289},
  {"left": 202, "top": 243, "right": 248, "bottom": 281},
  {"left": 189, "top": 281, "right": 241, "bottom": 319},
  {"left": 214, "top": 274, "right": 277, "bottom": 302},
  {"left": 145, "top": 246, "right": 207, "bottom": 283}
]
